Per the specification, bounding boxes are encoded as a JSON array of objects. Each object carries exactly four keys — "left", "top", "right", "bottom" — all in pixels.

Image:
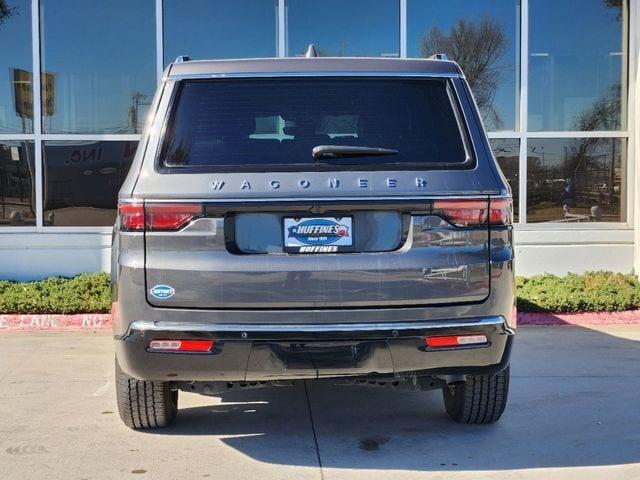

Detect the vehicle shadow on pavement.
[{"left": 146, "top": 325, "right": 640, "bottom": 472}]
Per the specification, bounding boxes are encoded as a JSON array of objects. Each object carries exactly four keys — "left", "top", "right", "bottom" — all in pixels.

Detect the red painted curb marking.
[
  {"left": 518, "top": 310, "right": 640, "bottom": 326},
  {"left": 1, "top": 311, "right": 639, "bottom": 331},
  {"left": 0, "top": 314, "right": 112, "bottom": 331}
]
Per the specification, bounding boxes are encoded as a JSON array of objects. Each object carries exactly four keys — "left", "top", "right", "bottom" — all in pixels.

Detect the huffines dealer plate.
[{"left": 283, "top": 217, "right": 353, "bottom": 253}]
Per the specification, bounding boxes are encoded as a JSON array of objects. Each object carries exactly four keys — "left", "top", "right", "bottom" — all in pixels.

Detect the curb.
[
  {"left": 0, "top": 314, "right": 112, "bottom": 331},
  {"left": 518, "top": 310, "right": 640, "bottom": 326},
  {"left": 0, "top": 310, "right": 640, "bottom": 331},
  {"left": 1, "top": 311, "right": 640, "bottom": 332}
]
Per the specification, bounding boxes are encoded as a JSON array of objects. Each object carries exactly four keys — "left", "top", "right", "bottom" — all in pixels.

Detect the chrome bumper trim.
[{"left": 126, "top": 316, "right": 505, "bottom": 335}]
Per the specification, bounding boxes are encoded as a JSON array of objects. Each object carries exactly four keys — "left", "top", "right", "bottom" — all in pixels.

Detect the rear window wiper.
[{"left": 312, "top": 145, "right": 399, "bottom": 160}]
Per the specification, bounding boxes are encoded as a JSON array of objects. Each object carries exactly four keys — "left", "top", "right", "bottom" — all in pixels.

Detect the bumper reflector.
[
  {"left": 149, "top": 339, "right": 214, "bottom": 352},
  {"left": 425, "top": 334, "right": 488, "bottom": 348}
]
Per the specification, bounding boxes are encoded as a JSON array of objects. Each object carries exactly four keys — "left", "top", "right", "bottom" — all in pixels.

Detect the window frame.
[{"left": 0, "top": 0, "right": 634, "bottom": 233}]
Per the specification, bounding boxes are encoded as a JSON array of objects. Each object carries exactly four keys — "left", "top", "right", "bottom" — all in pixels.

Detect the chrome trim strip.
[
  {"left": 132, "top": 194, "right": 511, "bottom": 203},
  {"left": 450, "top": 78, "right": 481, "bottom": 171},
  {"left": 127, "top": 316, "right": 505, "bottom": 334},
  {"left": 168, "top": 71, "right": 462, "bottom": 80},
  {"left": 447, "top": 81, "right": 474, "bottom": 165}
]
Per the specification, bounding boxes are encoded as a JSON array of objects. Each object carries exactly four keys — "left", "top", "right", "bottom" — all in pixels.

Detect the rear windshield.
[{"left": 158, "top": 77, "right": 471, "bottom": 171}]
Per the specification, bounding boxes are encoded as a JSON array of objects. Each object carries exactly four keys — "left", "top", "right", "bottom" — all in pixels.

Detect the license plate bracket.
[{"left": 283, "top": 216, "right": 353, "bottom": 253}]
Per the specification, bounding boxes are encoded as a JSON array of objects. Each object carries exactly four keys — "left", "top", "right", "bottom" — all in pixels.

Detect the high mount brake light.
[
  {"left": 432, "top": 198, "right": 512, "bottom": 227},
  {"left": 145, "top": 203, "right": 203, "bottom": 231},
  {"left": 118, "top": 202, "right": 203, "bottom": 232}
]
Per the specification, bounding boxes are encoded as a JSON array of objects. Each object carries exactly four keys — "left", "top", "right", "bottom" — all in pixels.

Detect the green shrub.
[
  {"left": 516, "top": 271, "right": 640, "bottom": 313},
  {"left": 0, "top": 273, "right": 111, "bottom": 314},
  {"left": 0, "top": 271, "right": 638, "bottom": 315}
]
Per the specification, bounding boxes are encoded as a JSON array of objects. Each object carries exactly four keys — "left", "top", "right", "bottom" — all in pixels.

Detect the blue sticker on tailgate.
[{"left": 150, "top": 284, "right": 175, "bottom": 299}]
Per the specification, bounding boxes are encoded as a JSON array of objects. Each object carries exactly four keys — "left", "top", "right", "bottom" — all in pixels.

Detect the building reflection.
[
  {"left": 43, "top": 141, "right": 137, "bottom": 226},
  {"left": 0, "top": 142, "right": 36, "bottom": 226},
  {"left": 490, "top": 139, "right": 520, "bottom": 221},
  {"left": 527, "top": 138, "right": 625, "bottom": 223}
]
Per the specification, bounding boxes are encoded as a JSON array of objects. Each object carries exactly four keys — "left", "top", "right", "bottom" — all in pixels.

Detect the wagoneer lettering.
[
  {"left": 112, "top": 54, "right": 515, "bottom": 429},
  {"left": 207, "top": 176, "right": 433, "bottom": 193}
]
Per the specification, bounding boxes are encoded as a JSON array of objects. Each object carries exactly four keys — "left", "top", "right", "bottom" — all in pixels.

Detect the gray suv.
[{"left": 112, "top": 52, "right": 516, "bottom": 429}]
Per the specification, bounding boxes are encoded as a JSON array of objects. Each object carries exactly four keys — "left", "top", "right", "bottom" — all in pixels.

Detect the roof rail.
[
  {"left": 174, "top": 55, "right": 191, "bottom": 63},
  {"left": 305, "top": 44, "right": 319, "bottom": 58},
  {"left": 428, "top": 53, "right": 449, "bottom": 61}
]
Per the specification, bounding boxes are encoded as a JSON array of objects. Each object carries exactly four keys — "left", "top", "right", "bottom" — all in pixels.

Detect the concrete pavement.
[{"left": 0, "top": 326, "right": 639, "bottom": 479}]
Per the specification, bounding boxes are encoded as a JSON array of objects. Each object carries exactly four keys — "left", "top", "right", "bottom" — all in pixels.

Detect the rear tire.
[
  {"left": 442, "top": 366, "right": 509, "bottom": 424},
  {"left": 115, "top": 359, "right": 178, "bottom": 429}
]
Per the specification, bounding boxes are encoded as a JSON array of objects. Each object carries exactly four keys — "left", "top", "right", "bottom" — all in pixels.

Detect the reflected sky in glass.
[
  {"left": 0, "top": 1, "right": 33, "bottom": 134},
  {"left": 40, "top": 0, "right": 156, "bottom": 134},
  {"left": 407, "top": 0, "right": 519, "bottom": 131},
  {"left": 164, "top": 0, "right": 277, "bottom": 64},
  {"left": 287, "top": 0, "right": 399, "bottom": 57},
  {"left": 529, "top": 0, "right": 626, "bottom": 131}
]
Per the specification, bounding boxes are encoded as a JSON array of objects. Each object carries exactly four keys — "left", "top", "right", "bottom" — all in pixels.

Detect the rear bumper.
[{"left": 114, "top": 316, "right": 514, "bottom": 382}]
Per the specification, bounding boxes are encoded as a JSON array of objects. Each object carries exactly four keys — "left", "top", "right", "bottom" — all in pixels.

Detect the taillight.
[
  {"left": 148, "top": 339, "right": 214, "bottom": 352},
  {"left": 145, "top": 203, "right": 203, "bottom": 231},
  {"left": 425, "top": 334, "right": 488, "bottom": 348},
  {"left": 432, "top": 199, "right": 488, "bottom": 227},
  {"left": 489, "top": 198, "right": 513, "bottom": 226},
  {"left": 432, "top": 198, "right": 512, "bottom": 227},
  {"left": 118, "top": 203, "right": 144, "bottom": 231},
  {"left": 118, "top": 202, "right": 203, "bottom": 231}
]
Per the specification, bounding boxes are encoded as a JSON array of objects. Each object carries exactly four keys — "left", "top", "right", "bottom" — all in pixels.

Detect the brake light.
[
  {"left": 489, "top": 198, "right": 513, "bottom": 226},
  {"left": 145, "top": 203, "right": 203, "bottom": 231},
  {"left": 118, "top": 203, "right": 144, "bottom": 231},
  {"left": 148, "top": 339, "right": 214, "bottom": 352},
  {"left": 425, "top": 334, "right": 488, "bottom": 348},
  {"left": 433, "top": 199, "right": 487, "bottom": 227},
  {"left": 432, "top": 198, "right": 512, "bottom": 227}
]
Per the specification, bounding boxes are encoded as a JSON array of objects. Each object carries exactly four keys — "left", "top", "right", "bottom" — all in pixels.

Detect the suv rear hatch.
[{"left": 135, "top": 76, "right": 505, "bottom": 309}]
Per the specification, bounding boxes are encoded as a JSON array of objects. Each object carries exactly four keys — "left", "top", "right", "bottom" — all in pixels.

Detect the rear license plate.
[{"left": 284, "top": 217, "right": 353, "bottom": 253}]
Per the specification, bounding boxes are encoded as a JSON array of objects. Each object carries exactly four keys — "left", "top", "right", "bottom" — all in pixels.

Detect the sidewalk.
[{"left": 1, "top": 326, "right": 639, "bottom": 479}]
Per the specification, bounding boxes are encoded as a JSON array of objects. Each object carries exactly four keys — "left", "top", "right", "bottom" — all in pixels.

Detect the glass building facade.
[{"left": 0, "top": 0, "right": 637, "bottom": 277}]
